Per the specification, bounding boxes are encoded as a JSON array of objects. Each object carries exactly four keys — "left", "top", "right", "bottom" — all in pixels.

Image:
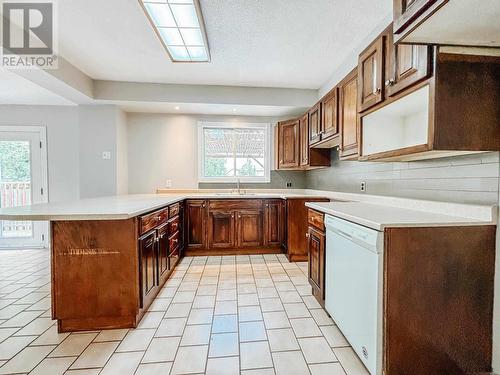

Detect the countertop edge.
[{"left": 305, "top": 202, "right": 496, "bottom": 231}]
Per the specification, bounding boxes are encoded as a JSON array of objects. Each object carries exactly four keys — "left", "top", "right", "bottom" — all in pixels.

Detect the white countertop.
[
  {"left": 0, "top": 189, "right": 496, "bottom": 227},
  {"left": 306, "top": 201, "right": 496, "bottom": 231},
  {"left": 0, "top": 191, "right": 315, "bottom": 221}
]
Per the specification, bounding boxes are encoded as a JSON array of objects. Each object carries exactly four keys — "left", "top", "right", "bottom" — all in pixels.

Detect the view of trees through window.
[
  {"left": 203, "top": 127, "right": 266, "bottom": 178},
  {"left": 0, "top": 141, "right": 30, "bottom": 182}
]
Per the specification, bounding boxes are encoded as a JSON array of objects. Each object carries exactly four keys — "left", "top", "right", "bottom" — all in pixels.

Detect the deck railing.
[{"left": 0, "top": 182, "right": 32, "bottom": 238}]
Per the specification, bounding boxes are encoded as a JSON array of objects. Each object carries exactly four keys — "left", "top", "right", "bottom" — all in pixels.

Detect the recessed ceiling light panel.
[{"left": 140, "top": 0, "right": 210, "bottom": 62}]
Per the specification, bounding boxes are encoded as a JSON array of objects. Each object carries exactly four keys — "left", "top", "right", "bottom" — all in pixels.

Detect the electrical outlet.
[
  {"left": 286, "top": 182, "right": 292, "bottom": 188},
  {"left": 165, "top": 179, "right": 172, "bottom": 188},
  {"left": 102, "top": 151, "right": 111, "bottom": 160},
  {"left": 360, "top": 181, "right": 366, "bottom": 192}
]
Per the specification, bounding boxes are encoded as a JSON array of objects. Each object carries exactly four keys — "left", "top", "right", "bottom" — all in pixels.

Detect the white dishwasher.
[{"left": 324, "top": 215, "right": 384, "bottom": 375}]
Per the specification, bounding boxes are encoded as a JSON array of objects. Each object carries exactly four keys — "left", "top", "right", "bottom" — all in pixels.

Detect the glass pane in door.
[{"left": 0, "top": 141, "right": 33, "bottom": 239}]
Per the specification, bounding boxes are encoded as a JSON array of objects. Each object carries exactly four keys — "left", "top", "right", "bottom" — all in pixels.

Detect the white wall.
[
  {"left": 127, "top": 113, "right": 279, "bottom": 193},
  {"left": 0, "top": 105, "right": 80, "bottom": 202},
  {"left": 78, "top": 105, "right": 127, "bottom": 198},
  {"left": 116, "top": 109, "right": 128, "bottom": 195}
]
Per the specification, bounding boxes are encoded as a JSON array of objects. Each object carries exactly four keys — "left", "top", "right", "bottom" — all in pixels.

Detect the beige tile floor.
[{"left": 0, "top": 249, "right": 369, "bottom": 375}]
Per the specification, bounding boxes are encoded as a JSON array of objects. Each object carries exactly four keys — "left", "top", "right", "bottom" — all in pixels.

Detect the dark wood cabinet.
[
  {"left": 139, "top": 230, "right": 158, "bottom": 308},
  {"left": 339, "top": 69, "right": 359, "bottom": 159},
  {"left": 299, "top": 113, "right": 309, "bottom": 166},
  {"left": 264, "top": 200, "right": 283, "bottom": 246},
  {"left": 278, "top": 119, "right": 299, "bottom": 169},
  {"left": 237, "top": 209, "right": 263, "bottom": 247},
  {"left": 384, "top": 226, "right": 495, "bottom": 375},
  {"left": 186, "top": 200, "right": 207, "bottom": 249},
  {"left": 321, "top": 88, "right": 339, "bottom": 140},
  {"left": 157, "top": 223, "right": 169, "bottom": 282},
  {"left": 307, "top": 226, "right": 325, "bottom": 305},
  {"left": 308, "top": 103, "right": 322, "bottom": 145},
  {"left": 285, "top": 198, "right": 329, "bottom": 262},
  {"left": 208, "top": 210, "right": 235, "bottom": 248},
  {"left": 138, "top": 201, "right": 184, "bottom": 309},
  {"left": 358, "top": 34, "right": 385, "bottom": 112},
  {"left": 307, "top": 208, "right": 326, "bottom": 305},
  {"left": 393, "top": 0, "right": 445, "bottom": 34},
  {"left": 276, "top": 113, "right": 330, "bottom": 171},
  {"left": 386, "top": 31, "right": 431, "bottom": 97}
]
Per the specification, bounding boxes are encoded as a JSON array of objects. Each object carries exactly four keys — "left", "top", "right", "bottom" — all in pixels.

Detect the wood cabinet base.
[{"left": 51, "top": 217, "right": 181, "bottom": 333}]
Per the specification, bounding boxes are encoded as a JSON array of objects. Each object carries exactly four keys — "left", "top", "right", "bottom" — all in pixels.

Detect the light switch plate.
[
  {"left": 165, "top": 179, "right": 172, "bottom": 188},
  {"left": 102, "top": 151, "right": 111, "bottom": 160}
]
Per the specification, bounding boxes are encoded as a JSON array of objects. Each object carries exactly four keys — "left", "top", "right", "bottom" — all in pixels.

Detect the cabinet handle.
[
  {"left": 373, "top": 88, "right": 381, "bottom": 94},
  {"left": 384, "top": 79, "right": 394, "bottom": 86},
  {"left": 173, "top": 238, "right": 178, "bottom": 243},
  {"left": 305, "top": 233, "right": 310, "bottom": 238}
]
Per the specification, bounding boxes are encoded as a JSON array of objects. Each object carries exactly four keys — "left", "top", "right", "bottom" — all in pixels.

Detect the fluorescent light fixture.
[{"left": 140, "top": 0, "right": 210, "bottom": 62}]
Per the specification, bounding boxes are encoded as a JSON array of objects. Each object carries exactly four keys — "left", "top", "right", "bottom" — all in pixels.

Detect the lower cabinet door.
[
  {"left": 157, "top": 224, "right": 169, "bottom": 281},
  {"left": 186, "top": 200, "right": 207, "bottom": 249},
  {"left": 208, "top": 210, "right": 235, "bottom": 248},
  {"left": 264, "top": 200, "right": 282, "bottom": 246},
  {"left": 168, "top": 231, "right": 180, "bottom": 267},
  {"left": 307, "top": 227, "right": 325, "bottom": 303},
  {"left": 139, "top": 230, "right": 158, "bottom": 308},
  {"left": 237, "top": 210, "right": 264, "bottom": 247}
]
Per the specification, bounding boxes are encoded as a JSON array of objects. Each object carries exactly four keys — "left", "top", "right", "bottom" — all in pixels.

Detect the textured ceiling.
[
  {"left": 58, "top": 0, "right": 392, "bottom": 89},
  {"left": 0, "top": 68, "right": 74, "bottom": 106}
]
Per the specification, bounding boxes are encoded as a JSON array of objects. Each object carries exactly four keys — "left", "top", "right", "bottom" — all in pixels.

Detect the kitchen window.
[{"left": 198, "top": 122, "right": 271, "bottom": 183}]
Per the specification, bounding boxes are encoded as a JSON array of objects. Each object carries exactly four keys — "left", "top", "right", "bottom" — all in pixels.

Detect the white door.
[{"left": 0, "top": 127, "right": 48, "bottom": 249}]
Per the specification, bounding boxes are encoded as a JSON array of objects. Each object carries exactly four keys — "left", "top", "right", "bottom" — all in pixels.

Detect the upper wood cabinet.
[
  {"left": 186, "top": 200, "right": 207, "bottom": 249},
  {"left": 358, "top": 34, "right": 385, "bottom": 112},
  {"left": 299, "top": 113, "right": 309, "bottom": 167},
  {"left": 386, "top": 30, "right": 431, "bottom": 97},
  {"left": 339, "top": 69, "right": 359, "bottom": 160},
  {"left": 393, "top": 0, "right": 499, "bottom": 47},
  {"left": 321, "top": 88, "right": 339, "bottom": 140},
  {"left": 308, "top": 103, "right": 322, "bottom": 145},
  {"left": 277, "top": 119, "right": 299, "bottom": 169},
  {"left": 360, "top": 52, "right": 500, "bottom": 161},
  {"left": 275, "top": 116, "right": 330, "bottom": 171},
  {"left": 393, "top": 0, "right": 443, "bottom": 34}
]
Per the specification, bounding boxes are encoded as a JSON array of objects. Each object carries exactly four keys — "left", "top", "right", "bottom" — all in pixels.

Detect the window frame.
[{"left": 197, "top": 121, "right": 271, "bottom": 183}]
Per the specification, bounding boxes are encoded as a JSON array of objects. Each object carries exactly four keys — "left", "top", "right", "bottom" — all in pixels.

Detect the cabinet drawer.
[
  {"left": 168, "top": 231, "right": 180, "bottom": 254},
  {"left": 140, "top": 208, "right": 169, "bottom": 235},
  {"left": 169, "top": 203, "right": 180, "bottom": 218},
  {"left": 308, "top": 209, "right": 325, "bottom": 231},
  {"left": 168, "top": 215, "right": 180, "bottom": 236},
  {"left": 209, "top": 199, "right": 263, "bottom": 210}
]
